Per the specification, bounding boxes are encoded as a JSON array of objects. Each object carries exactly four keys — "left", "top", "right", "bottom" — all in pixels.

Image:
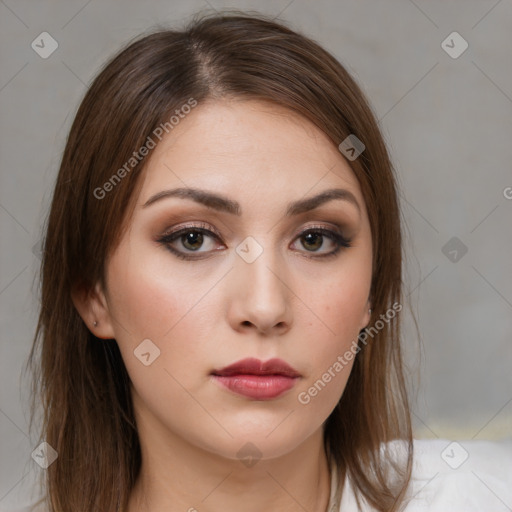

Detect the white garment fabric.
[
  {"left": 334, "top": 438, "right": 512, "bottom": 511},
  {"left": 2, "top": 438, "right": 511, "bottom": 512}
]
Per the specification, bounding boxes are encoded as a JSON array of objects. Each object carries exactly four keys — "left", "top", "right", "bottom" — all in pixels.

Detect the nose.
[{"left": 227, "top": 245, "right": 292, "bottom": 336}]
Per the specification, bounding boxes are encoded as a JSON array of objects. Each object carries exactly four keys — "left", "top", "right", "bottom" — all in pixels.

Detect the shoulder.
[
  {"left": 403, "top": 438, "right": 512, "bottom": 511},
  {"left": 339, "top": 438, "right": 512, "bottom": 511}
]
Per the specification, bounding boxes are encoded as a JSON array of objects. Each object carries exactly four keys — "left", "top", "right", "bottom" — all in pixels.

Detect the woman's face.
[{"left": 95, "top": 99, "right": 372, "bottom": 462}]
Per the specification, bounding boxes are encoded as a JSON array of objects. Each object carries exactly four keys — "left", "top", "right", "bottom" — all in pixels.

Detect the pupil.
[
  {"left": 303, "top": 232, "right": 322, "bottom": 251},
  {"left": 183, "top": 231, "right": 203, "bottom": 250}
]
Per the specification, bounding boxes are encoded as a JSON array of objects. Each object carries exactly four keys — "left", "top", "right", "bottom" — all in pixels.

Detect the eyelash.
[{"left": 156, "top": 222, "right": 352, "bottom": 261}]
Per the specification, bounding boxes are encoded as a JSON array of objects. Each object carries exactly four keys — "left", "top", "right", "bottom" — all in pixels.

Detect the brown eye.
[
  {"left": 157, "top": 223, "right": 351, "bottom": 261},
  {"left": 157, "top": 223, "right": 224, "bottom": 260},
  {"left": 291, "top": 226, "right": 351, "bottom": 259},
  {"left": 301, "top": 232, "right": 324, "bottom": 251},
  {"left": 180, "top": 231, "right": 205, "bottom": 251}
]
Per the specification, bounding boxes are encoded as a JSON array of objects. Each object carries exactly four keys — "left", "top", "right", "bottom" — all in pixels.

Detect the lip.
[{"left": 211, "top": 358, "right": 301, "bottom": 400}]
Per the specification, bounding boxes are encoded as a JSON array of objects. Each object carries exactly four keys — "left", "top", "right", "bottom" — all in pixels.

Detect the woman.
[{"left": 20, "top": 11, "right": 510, "bottom": 512}]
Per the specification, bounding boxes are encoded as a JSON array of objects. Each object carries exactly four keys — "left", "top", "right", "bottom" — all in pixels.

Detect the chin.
[{"left": 193, "top": 419, "right": 319, "bottom": 463}]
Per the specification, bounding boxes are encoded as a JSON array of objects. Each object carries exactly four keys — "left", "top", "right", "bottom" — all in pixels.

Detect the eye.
[
  {"left": 156, "top": 223, "right": 352, "bottom": 261},
  {"left": 290, "top": 225, "right": 351, "bottom": 259},
  {"left": 156, "top": 222, "right": 223, "bottom": 260}
]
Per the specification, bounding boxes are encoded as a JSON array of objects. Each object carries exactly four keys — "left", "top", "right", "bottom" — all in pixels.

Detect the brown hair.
[{"left": 28, "top": 10, "right": 413, "bottom": 511}]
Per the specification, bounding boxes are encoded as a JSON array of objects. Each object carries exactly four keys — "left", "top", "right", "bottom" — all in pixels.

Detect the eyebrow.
[{"left": 142, "top": 186, "right": 361, "bottom": 216}]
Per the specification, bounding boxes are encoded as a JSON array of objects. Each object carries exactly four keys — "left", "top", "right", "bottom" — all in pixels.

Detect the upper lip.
[{"left": 211, "top": 357, "right": 301, "bottom": 378}]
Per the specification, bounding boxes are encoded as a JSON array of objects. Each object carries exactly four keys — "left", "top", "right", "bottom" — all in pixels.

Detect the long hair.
[{"left": 27, "top": 11, "right": 413, "bottom": 511}]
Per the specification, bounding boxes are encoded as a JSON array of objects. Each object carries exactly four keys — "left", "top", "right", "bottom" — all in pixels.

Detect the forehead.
[{"left": 137, "top": 99, "right": 365, "bottom": 212}]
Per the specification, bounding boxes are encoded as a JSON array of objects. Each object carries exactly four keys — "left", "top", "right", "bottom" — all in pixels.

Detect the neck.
[{"left": 127, "top": 419, "right": 333, "bottom": 512}]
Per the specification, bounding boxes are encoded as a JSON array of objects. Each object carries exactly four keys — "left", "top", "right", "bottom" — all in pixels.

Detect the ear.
[
  {"left": 71, "top": 280, "right": 116, "bottom": 340},
  {"left": 360, "top": 299, "right": 372, "bottom": 330}
]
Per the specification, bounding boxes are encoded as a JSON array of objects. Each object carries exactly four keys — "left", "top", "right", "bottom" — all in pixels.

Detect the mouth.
[{"left": 210, "top": 357, "right": 301, "bottom": 400}]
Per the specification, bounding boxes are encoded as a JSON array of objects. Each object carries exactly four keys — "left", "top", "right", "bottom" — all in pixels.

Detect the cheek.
[
  {"left": 308, "top": 268, "right": 370, "bottom": 340},
  {"left": 294, "top": 266, "right": 369, "bottom": 405},
  {"left": 293, "top": 317, "right": 361, "bottom": 418},
  {"left": 105, "top": 246, "right": 221, "bottom": 396},
  {"left": 106, "top": 244, "right": 200, "bottom": 340}
]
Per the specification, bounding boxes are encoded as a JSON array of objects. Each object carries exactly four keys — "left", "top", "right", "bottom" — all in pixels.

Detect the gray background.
[{"left": 1, "top": 0, "right": 511, "bottom": 507}]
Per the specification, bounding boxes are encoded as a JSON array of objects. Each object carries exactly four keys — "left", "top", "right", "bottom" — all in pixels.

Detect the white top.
[
  {"left": 333, "top": 438, "right": 512, "bottom": 511},
  {"left": 3, "top": 439, "right": 511, "bottom": 512}
]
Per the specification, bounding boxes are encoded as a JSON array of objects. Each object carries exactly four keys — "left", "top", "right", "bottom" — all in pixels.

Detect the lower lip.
[{"left": 212, "top": 374, "right": 298, "bottom": 400}]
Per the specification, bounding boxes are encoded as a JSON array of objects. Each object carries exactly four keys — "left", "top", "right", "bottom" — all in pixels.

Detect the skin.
[{"left": 73, "top": 98, "right": 373, "bottom": 512}]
